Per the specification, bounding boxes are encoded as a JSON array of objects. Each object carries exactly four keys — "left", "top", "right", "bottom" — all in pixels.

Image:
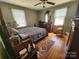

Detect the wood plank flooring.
[{"left": 36, "top": 33, "right": 68, "bottom": 59}]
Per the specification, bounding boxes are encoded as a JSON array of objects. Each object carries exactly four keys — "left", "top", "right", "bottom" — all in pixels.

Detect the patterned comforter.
[{"left": 17, "top": 27, "right": 48, "bottom": 41}]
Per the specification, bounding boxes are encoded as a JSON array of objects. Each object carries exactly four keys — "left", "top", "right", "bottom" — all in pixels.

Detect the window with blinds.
[
  {"left": 54, "top": 8, "right": 67, "bottom": 26},
  {"left": 11, "top": 9, "right": 27, "bottom": 27}
]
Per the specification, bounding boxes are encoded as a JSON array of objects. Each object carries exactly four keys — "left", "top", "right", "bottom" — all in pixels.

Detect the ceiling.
[{"left": 0, "top": 0, "right": 75, "bottom": 10}]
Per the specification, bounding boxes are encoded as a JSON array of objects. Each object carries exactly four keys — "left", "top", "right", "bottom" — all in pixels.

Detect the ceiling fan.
[{"left": 34, "top": 0, "right": 55, "bottom": 8}]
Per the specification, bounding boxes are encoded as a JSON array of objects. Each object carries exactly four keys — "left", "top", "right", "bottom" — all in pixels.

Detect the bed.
[{"left": 10, "top": 27, "right": 48, "bottom": 42}]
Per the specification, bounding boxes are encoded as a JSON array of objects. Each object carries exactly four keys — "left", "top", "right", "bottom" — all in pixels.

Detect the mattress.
[{"left": 17, "top": 27, "right": 47, "bottom": 39}]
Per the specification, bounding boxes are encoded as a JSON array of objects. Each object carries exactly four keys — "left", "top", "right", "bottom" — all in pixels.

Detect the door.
[{"left": 0, "top": 8, "right": 17, "bottom": 59}]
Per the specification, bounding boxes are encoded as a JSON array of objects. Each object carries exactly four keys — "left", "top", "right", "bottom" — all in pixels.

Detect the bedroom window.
[
  {"left": 45, "top": 13, "right": 48, "bottom": 23},
  {"left": 11, "top": 9, "right": 27, "bottom": 27},
  {"left": 54, "top": 8, "right": 67, "bottom": 26}
]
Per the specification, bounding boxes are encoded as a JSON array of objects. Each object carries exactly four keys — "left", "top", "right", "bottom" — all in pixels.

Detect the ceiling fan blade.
[
  {"left": 34, "top": 2, "right": 42, "bottom": 6},
  {"left": 47, "top": 1, "right": 55, "bottom": 5},
  {"left": 40, "top": 0, "right": 48, "bottom": 1}
]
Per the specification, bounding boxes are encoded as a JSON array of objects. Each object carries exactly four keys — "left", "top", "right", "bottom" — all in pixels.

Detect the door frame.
[{"left": 0, "top": 8, "right": 17, "bottom": 59}]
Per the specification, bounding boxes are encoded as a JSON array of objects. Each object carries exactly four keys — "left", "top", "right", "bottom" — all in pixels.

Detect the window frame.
[
  {"left": 11, "top": 8, "right": 27, "bottom": 28},
  {"left": 54, "top": 7, "right": 68, "bottom": 26}
]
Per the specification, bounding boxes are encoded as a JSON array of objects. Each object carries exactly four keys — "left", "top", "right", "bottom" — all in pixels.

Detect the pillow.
[
  {"left": 10, "top": 28, "right": 29, "bottom": 39},
  {"left": 11, "top": 28, "right": 19, "bottom": 35}
]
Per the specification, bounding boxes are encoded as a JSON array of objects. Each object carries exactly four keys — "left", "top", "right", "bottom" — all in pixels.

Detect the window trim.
[
  {"left": 11, "top": 8, "right": 27, "bottom": 28},
  {"left": 54, "top": 7, "right": 68, "bottom": 26}
]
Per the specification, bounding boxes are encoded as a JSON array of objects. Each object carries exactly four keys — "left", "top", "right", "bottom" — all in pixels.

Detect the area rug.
[{"left": 37, "top": 40, "right": 55, "bottom": 59}]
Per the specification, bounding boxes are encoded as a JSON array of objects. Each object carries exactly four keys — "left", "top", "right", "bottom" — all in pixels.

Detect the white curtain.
[
  {"left": 11, "top": 9, "right": 27, "bottom": 27},
  {"left": 54, "top": 8, "right": 67, "bottom": 26}
]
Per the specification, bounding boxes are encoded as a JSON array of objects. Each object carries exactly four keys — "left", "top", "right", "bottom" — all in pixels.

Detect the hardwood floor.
[{"left": 36, "top": 33, "right": 68, "bottom": 59}]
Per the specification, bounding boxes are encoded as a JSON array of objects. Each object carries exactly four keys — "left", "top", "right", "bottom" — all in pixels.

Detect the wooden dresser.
[{"left": 11, "top": 38, "right": 37, "bottom": 59}]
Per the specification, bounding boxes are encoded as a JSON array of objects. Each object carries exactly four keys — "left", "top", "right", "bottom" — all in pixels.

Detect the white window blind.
[
  {"left": 54, "top": 8, "right": 67, "bottom": 26},
  {"left": 45, "top": 14, "right": 48, "bottom": 23},
  {"left": 11, "top": 9, "right": 27, "bottom": 27}
]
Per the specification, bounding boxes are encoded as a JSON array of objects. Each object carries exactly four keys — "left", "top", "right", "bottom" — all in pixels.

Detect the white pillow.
[{"left": 11, "top": 28, "right": 19, "bottom": 34}]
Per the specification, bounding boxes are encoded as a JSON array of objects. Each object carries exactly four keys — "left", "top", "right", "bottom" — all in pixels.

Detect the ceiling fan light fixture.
[
  {"left": 43, "top": 5, "right": 45, "bottom": 8},
  {"left": 34, "top": 0, "right": 55, "bottom": 8}
]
